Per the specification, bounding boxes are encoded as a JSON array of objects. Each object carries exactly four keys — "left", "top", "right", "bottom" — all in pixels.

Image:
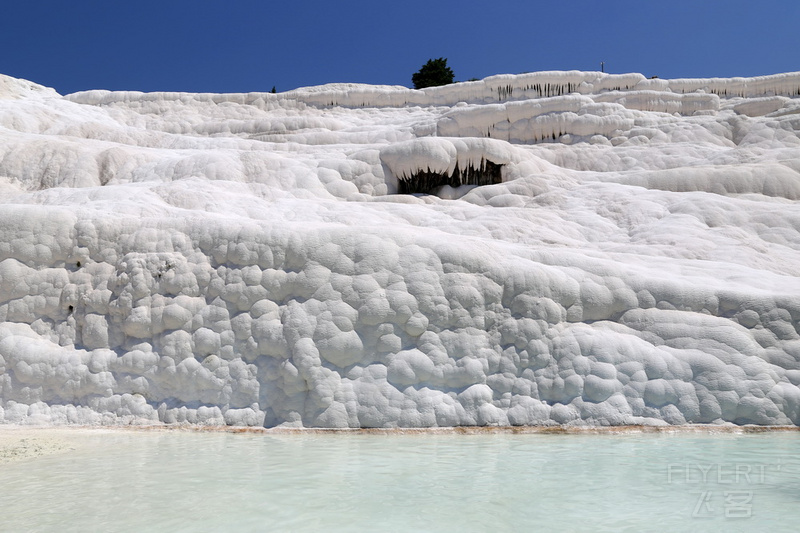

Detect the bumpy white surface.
[{"left": 1, "top": 70, "right": 800, "bottom": 428}]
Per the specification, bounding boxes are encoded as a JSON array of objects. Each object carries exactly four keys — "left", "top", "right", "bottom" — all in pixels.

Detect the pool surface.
[{"left": 0, "top": 428, "right": 798, "bottom": 532}]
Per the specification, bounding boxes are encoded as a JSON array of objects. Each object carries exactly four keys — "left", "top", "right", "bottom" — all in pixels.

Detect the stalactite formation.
[{"left": 398, "top": 160, "right": 503, "bottom": 194}]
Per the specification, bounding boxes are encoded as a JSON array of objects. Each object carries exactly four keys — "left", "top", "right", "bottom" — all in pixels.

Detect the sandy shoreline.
[{"left": 0, "top": 426, "right": 118, "bottom": 465}]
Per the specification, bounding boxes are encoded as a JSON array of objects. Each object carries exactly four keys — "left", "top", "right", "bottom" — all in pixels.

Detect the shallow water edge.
[{"left": 3, "top": 422, "right": 799, "bottom": 435}]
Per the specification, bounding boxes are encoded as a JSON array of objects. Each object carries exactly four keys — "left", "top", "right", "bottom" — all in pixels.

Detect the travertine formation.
[{"left": 1, "top": 70, "right": 799, "bottom": 427}]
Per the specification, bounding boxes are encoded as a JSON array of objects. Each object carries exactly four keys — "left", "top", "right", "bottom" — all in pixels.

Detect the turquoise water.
[{"left": 0, "top": 430, "right": 798, "bottom": 532}]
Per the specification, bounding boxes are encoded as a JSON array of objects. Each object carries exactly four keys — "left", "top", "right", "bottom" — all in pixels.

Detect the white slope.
[{"left": 0, "top": 70, "right": 799, "bottom": 427}]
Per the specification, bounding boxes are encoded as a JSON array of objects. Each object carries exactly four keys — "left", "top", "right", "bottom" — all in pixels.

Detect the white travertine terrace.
[{"left": 1, "top": 69, "right": 800, "bottom": 427}]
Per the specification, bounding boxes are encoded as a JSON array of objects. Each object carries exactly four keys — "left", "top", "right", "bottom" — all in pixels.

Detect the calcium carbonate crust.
[{"left": 1, "top": 70, "right": 799, "bottom": 428}]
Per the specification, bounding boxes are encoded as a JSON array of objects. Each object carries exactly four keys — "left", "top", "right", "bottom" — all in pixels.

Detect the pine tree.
[{"left": 412, "top": 58, "right": 454, "bottom": 89}]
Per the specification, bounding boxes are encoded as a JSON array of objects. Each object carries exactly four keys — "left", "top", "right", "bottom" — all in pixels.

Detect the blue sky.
[{"left": 2, "top": 0, "right": 798, "bottom": 95}]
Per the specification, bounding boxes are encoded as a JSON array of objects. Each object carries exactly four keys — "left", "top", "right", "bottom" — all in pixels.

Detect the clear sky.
[{"left": 2, "top": 0, "right": 798, "bottom": 95}]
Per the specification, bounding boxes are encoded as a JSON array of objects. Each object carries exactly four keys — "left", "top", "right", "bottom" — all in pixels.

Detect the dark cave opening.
[{"left": 398, "top": 160, "right": 503, "bottom": 194}]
